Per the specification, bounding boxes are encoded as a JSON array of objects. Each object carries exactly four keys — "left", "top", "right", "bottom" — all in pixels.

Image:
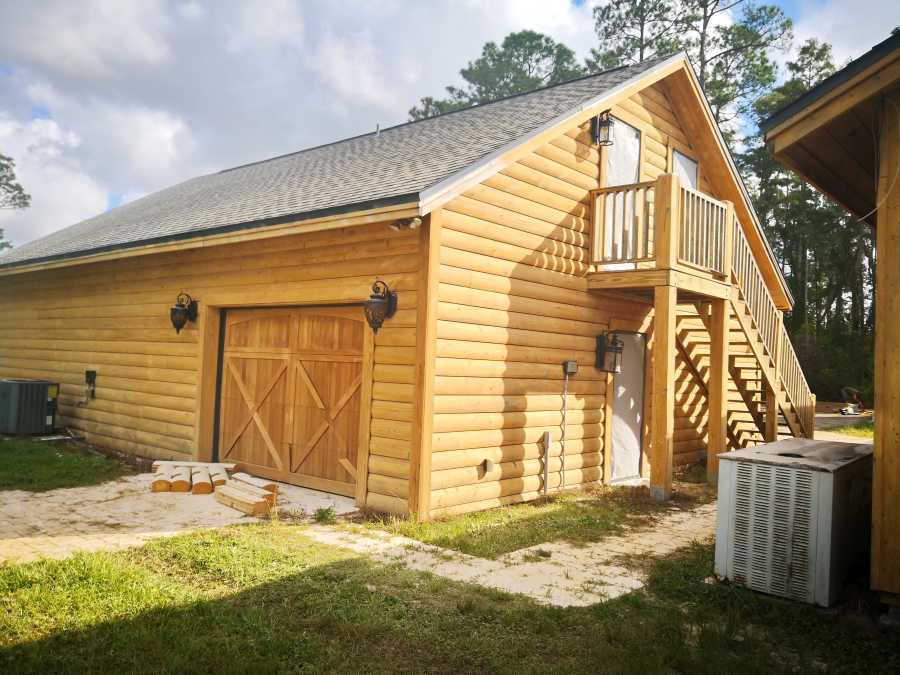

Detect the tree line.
[{"left": 411, "top": 0, "right": 883, "bottom": 404}]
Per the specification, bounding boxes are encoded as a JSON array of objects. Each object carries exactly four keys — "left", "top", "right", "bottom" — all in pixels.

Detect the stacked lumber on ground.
[
  {"left": 150, "top": 461, "right": 236, "bottom": 493},
  {"left": 214, "top": 473, "right": 279, "bottom": 516}
]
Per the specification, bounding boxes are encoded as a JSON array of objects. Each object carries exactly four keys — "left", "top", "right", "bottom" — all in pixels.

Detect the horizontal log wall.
[
  {"left": 427, "top": 82, "right": 729, "bottom": 517},
  {"left": 0, "top": 221, "right": 419, "bottom": 513},
  {"left": 430, "top": 114, "right": 656, "bottom": 518}
]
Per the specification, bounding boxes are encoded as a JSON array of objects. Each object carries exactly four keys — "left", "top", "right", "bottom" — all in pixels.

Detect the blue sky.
[{"left": 0, "top": 0, "right": 896, "bottom": 247}]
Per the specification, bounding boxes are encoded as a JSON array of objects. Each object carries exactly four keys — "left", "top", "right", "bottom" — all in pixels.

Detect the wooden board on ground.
[
  {"left": 191, "top": 467, "right": 213, "bottom": 494},
  {"left": 231, "top": 472, "right": 278, "bottom": 493},
  {"left": 215, "top": 484, "right": 270, "bottom": 516},
  {"left": 152, "top": 461, "right": 236, "bottom": 473},
  {"left": 225, "top": 479, "right": 277, "bottom": 506}
]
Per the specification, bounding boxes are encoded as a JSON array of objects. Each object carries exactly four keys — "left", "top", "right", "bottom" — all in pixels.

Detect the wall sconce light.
[
  {"left": 591, "top": 110, "right": 614, "bottom": 146},
  {"left": 363, "top": 280, "right": 397, "bottom": 334},
  {"left": 170, "top": 292, "right": 198, "bottom": 334},
  {"left": 596, "top": 331, "right": 624, "bottom": 373}
]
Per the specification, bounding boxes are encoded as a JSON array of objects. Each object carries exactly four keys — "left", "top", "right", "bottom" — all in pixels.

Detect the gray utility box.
[
  {"left": 0, "top": 379, "right": 60, "bottom": 434},
  {"left": 715, "top": 438, "right": 873, "bottom": 607}
]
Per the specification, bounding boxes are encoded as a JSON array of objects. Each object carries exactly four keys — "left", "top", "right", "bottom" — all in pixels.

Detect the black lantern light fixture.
[
  {"left": 596, "top": 331, "right": 624, "bottom": 373},
  {"left": 363, "top": 280, "right": 397, "bottom": 334},
  {"left": 591, "top": 110, "right": 614, "bottom": 146},
  {"left": 170, "top": 292, "right": 198, "bottom": 334}
]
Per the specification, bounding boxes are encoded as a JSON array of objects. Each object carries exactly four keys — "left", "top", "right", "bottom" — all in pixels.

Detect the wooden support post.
[
  {"left": 651, "top": 284, "right": 677, "bottom": 501},
  {"left": 707, "top": 298, "right": 729, "bottom": 484},
  {"left": 872, "top": 89, "right": 900, "bottom": 595},
  {"left": 408, "top": 210, "right": 442, "bottom": 520},
  {"left": 654, "top": 174, "right": 681, "bottom": 270},
  {"left": 721, "top": 200, "right": 734, "bottom": 281},
  {"left": 765, "top": 384, "right": 779, "bottom": 442}
]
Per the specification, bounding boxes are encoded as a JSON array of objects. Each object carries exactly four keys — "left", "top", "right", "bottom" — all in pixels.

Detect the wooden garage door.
[{"left": 217, "top": 307, "right": 368, "bottom": 496}]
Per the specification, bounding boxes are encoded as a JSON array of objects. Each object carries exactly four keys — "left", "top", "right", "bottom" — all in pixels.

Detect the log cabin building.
[
  {"left": 0, "top": 53, "right": 814, "bottom": 519},
  {"left": 762, "top": 32, "right": 900, "bottom": 601}
]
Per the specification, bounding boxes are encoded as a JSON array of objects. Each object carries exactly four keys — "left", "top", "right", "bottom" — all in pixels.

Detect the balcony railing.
[{"left": 590, "top": 175, "right": 730, "bottom": 278}]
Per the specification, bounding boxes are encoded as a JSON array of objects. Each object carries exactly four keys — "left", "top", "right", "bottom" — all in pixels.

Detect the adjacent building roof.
[
  {"left": 761, "top": 31, "right": 900, "bottom": 135},
  {"left": 0, "top": 57, "right": 671, "bottom": 268}
]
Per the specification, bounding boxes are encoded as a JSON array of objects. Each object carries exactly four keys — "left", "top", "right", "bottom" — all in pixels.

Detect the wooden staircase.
[{"left": 587, "top": 173, "right": 816, "bottom": 473}]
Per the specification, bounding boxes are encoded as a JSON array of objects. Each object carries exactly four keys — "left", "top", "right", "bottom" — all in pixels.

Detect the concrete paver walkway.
[
  {"left": 0, "top": 473, "right": 355, "bottom": 563},
  {"left": 306, "top": 501, "right": 718, "bottom": 607}
]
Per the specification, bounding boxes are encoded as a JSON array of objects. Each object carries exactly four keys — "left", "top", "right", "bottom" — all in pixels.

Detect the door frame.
[
  {"left": 602, "top": 328, "right": 649, "bottom": 485},
  {"left": 195, "top": 299, "right": 375, "bottom": 506}
]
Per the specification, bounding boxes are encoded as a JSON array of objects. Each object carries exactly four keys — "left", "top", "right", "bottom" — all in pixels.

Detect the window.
[
  {"left": 672, "top": 149, "right": 699, "bottom": 189},
  {"left": 606, "top": 118, "right": 641, "bottom": 186}
]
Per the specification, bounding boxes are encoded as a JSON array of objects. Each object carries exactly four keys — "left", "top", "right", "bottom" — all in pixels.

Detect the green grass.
[
  {"left": 828, "top": 419, "right": 875, "bottom": 438},
  {"left": 2, "top": 523, "right": 898, "bottom": 673},
  {"left": 362, "top": 486, "right": 709, "bottom": 559},
  {"left": 0, "top": 439, "right": 132, "bottom": 492}
]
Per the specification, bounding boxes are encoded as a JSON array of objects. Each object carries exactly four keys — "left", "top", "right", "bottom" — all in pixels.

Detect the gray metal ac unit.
[
  {"left": 714, "top": 438, "right": 872, "bottom": 606},
  {"left": 0, "top": 379, "right": 60, "bottom": 434}
]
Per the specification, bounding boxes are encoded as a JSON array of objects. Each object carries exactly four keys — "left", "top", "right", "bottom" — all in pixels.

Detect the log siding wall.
[
  {"left": 0, "top": 222, "right": 419, "bottom": 512},
  {"left": 426, "top": 82, "right": 732, "bottom": 517}
]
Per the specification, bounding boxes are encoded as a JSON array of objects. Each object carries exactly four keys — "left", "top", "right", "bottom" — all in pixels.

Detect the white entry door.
[{"left": 610, "top": 332, "right": 646, "bottom": 482}]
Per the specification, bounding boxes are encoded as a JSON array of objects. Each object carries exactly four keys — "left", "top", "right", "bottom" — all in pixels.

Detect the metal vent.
[{"left": 730, "top": 461, "right": 817, "bottom": 603}]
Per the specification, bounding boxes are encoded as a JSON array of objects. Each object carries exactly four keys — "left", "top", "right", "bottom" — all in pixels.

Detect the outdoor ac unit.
[
  {"left": 714, "top": 438, "right": 872, "bottom": 607},
  {"left": 0, "top": 379, "right": 60, "bottom": 434}
]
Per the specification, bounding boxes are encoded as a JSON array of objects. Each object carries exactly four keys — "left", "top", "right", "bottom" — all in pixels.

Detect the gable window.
[
  {"left": 672, "top": 149, "right": 698, "bottom": 189},
  {"left": 602, "top": 117, "right": 642, "bottom": 267},
  {"left": 606, "top": 117, "right": 641, "bottom": 186}
]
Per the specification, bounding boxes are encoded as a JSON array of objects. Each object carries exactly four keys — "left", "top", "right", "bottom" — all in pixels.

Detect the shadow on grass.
[
  {"left": 2, "top": 530, "right": 899, "bottom": 674},
  {"left": 0, "top": 439, "right": 133, "bottom": 492}
]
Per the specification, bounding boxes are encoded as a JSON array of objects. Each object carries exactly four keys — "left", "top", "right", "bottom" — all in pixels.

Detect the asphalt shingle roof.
[{"left": 0, "top": 57, "right": 669, "bottom": 268}]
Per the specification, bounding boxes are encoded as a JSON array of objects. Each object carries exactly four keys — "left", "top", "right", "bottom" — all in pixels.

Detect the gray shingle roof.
[{"left": 0, "top": 57, "right": 671, "bottom": 268}]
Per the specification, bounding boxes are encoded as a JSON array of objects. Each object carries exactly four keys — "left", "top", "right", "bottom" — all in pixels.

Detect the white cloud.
[
  {"left": 0, "top": 115, "right": 107, "bottom": 244},
  {"left": 791, "top": 0, "right": 899, "bottom": 66},
  {"left": 1, "top": 0, "right": 172, "bottom": 80},
  {"left": 225, "top": 0, "right": 305, "bottom": 54}
]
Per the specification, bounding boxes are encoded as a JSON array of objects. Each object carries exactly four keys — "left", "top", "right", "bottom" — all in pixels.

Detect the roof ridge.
[{"left": 218, "top": 57, "right": 668, "bottom": 176}]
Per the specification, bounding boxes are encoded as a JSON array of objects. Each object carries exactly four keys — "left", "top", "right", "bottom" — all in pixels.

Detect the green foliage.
[
  {"left": 739, "top": 39, "right": 875, "bottom": 402},
  {"left": 314, "top": 506, "right": 337, "bottom": 524},
  {"left": 828, "top": 419, "right": 874, "bottom": 438},
  {"left": 588, "top": 1, "right": 792, "bottom": 140},
  {"left": 0, "top": 440, "right": 132, "bottom": 492},
  {"left": 0, "top": 152, "right": 30, "bottom": 251},
  {"left": 586, "top": 0, "right": 686, "bottom": 70},
  {"left": 683, "top": 2, "right": 792, "bottom": 129},
  {"left": 408, "top": 30, "right": 585, "bottom": 120}
]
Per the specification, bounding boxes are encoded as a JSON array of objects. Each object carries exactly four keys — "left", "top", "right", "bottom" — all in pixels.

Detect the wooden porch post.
[
  {"left": 765, "top": 311, "right": 784, "bottom": 442},
  {"left": 707, "top": 298, "right": 729, "bottom": 483},
  {"left": 651, "top": 284, "right": 677, "bottom": 501},
  {"left": 654, "top": 174, "right": 681, "bottom": 269},
  {"left": 765, "top": 384, "right": 779, "bottom": 442}
]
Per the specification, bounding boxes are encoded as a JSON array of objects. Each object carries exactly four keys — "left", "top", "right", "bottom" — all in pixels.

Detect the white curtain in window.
[
  {"left": 673, "top": 150, "right": 699, "bottom": 189},
  {"left": 604, "top": 118, "right": 642, "bottom": 265}
]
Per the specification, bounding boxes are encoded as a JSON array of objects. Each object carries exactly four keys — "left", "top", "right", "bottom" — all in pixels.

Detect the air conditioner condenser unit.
[{"left": 714, "top": 438, "right": 872, "bottom": 607}]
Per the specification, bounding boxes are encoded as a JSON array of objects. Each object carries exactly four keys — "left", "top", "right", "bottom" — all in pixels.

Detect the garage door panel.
[{"left": 218, "top": 306, "right": 366, "bottom": 497}]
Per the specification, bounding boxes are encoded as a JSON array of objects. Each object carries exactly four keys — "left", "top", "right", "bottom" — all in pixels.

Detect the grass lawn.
[
  {"left": 828, "top": 418, "right": 875, "bottom": 438},
  {"left": 0, "top": 439, "right": 132, "bottom": 492},
  {"left": 364, "top": 482, "right": 711, "bottom": 559},
  {"left": 1, "top": 523, "right": 898, "bottom": 674},
  {"left": 362, "top": 488, "right": 661, "bottom": 558}
]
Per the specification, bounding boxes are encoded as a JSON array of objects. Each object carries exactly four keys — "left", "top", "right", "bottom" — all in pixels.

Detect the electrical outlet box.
[{"left": 562, "top": 360, "right": 579, "bottom": 375}]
